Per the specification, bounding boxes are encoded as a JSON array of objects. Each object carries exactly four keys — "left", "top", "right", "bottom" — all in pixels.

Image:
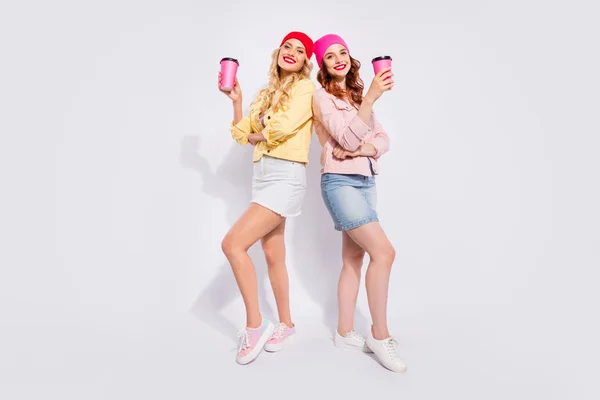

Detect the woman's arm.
[{"left": 313, "top": 90, "right": 371, "bottom": 152}]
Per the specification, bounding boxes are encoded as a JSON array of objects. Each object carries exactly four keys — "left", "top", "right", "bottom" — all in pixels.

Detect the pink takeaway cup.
[
  {"left": 372, "top": 56, "right": 392, "bottom": 78},
  {"left": 219, "top": 57, "right": 239, "bottom": 91}
]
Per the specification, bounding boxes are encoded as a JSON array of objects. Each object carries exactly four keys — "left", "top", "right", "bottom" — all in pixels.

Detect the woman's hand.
[
  {"left": 248, "top": 133, "right": 265, "bottom": 146},
  {"left": 363, "top": 68, "right": 393, "bottom": 104},
  {"left": 332, "top": 144, "right": 361, "bottom": 159},
  {"left": 218, "top": 72, "right": 242, "bottom": 103}
]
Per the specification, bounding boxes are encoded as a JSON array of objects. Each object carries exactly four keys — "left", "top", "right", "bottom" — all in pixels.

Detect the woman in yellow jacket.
[{"left": 217, "top": 31, "right": 315, "bottom": 365}]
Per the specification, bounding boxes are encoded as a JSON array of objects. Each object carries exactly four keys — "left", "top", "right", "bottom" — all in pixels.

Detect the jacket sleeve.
[
  {"left": 369, "top": 115, "right": 390, "bottom": 159},
  {"left": 230, "top": 117, "right": 251, "bottom": 146}
]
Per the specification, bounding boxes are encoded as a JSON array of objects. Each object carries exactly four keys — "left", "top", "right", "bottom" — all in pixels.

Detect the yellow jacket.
[{"left": 230, "top": 78, "right": 315, "bottom": 164}]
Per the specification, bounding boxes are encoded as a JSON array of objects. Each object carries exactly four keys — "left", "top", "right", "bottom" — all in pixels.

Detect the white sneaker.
[
  {"left": 334, "top": 329, "right": 373, "bottom": 353},
  {"left": 366, "top": 331, "right": 408, "bottom": 373}
]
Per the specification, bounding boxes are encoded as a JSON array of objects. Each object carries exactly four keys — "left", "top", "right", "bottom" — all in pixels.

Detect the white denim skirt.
[{"left": 252, "top": 155, "right": 307, "bottom": 217}]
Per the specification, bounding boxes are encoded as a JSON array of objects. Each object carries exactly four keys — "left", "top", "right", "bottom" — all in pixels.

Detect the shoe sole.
[
  {"left": 380, "top": 363, "right": 408, "bottom": 373},
  {"left": 264, "top": 334, "right": 296, "bottom": 352},
  {"left": 236, "top": 322, "right": 275, "bottom": 365},
  {"left": 334, "top": 339, "right": 373, "bottom": 353},
  {"left": 366, "top": 341, "right": 408, "bottom": 372}
]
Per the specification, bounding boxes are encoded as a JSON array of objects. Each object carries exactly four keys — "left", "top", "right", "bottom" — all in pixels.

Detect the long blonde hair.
[{"left": 249, "top": 48, "right": 313, "bottom": 122}]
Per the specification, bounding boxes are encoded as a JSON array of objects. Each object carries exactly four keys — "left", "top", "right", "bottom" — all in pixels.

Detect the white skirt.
[{"left": 252, "top": 155, "right": 307, "bottom": 217}]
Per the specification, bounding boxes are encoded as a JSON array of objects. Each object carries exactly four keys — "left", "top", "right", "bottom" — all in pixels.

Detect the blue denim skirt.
[{"left": 321, "top": 173, "right": 378, "bottom": 231}]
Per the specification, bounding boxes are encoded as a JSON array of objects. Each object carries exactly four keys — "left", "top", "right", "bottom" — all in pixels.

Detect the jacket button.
[
  {"left": 267, "top": 116, "right": 270, "bottom": 119},
  {"left": 267, "top": 150, "right": 270, "bottom": 153}
]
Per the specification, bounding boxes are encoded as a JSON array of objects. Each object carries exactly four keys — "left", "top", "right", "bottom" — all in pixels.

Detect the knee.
[
  {"left": 370, "top": 244, "right": 395, "bottom": 266},
  {"left": 263, "top": 244, "right": 285, "bottom": 267},
  {"left": 343, "top": 249, "right": 366, "bottom": 269},
  {"left": 221, "top": 234, "right": 242, "bottom": 259}
]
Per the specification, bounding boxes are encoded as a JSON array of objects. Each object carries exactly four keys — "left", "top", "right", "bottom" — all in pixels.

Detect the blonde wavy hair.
[{"left": 249, "top": 47, "right": 313, "bottom": 122}]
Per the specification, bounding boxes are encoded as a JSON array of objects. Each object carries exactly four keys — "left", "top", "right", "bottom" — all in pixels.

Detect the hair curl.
[{"left": 250, "top": 48, "right": 313, "bottom": 120}]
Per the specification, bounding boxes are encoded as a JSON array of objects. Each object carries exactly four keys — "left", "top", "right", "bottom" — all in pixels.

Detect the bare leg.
[
  {"left": 346, "top": 222, "right": 396, "bottom": 340},
  {"left": 221, "top": 203, "right": 284, "bottom": 328},
  {"left": 337, "top": 231, "right": 366, "bottom": 335},
  {"left": 261, "top": 219, "right": 293, "bottom": 327}
]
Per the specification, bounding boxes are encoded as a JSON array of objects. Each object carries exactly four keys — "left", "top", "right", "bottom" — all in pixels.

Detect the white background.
[{"left": 1, "top": 0, "right": 599, "bottom": 399}]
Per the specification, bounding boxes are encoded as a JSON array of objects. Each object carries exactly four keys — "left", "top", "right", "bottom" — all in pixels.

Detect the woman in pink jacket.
[{"left": 312, "top": 34, "right": 407, "bottom": 372}]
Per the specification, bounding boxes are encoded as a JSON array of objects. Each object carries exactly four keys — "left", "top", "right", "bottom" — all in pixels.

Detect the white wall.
[{"left": 1, "top": 1, "right": 598, "bottom": 399}]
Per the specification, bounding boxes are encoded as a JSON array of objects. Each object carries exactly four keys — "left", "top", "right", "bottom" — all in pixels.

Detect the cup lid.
[
  {"left": 220, "top": 57, "right": 239, "bottom": 65},
  {"left": 372, "top": 56, "right": 392, "bottom": 62}
]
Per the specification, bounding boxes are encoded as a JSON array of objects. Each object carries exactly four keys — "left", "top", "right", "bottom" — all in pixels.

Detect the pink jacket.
[{"left": 312, "top": 87, "right": 390, "bottom": 176}]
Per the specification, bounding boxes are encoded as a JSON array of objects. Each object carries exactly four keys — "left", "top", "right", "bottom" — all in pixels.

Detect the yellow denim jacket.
[{"left": 230, "top": 78, "right": 315, "bottom": 164}]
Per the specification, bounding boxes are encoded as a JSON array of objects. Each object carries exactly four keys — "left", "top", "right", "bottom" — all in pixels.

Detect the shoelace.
[
  {"left": 237, "top": 328, "right": 251, "bottom": 353},
  {"left": 347, "top": 330, "right": 366, "bottom": 342},
  {"left": 272, "top": 323, "right": 287, "bottom": 339},
  {"left": 383, "top": 337, "right": 399, "bottom": 359}
]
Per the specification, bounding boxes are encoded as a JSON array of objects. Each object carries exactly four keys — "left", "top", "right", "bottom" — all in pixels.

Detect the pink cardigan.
[{"left": 312, "top": 87, "right": 390, "bottom": 176}]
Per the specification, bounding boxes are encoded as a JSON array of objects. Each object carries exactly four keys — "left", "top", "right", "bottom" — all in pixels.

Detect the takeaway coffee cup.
[
  {"left": 372, "top": 55, "right": 392, "bottom": 78},
  {"left": 219, "top": 57, "right": 239, "bottom": 91}
]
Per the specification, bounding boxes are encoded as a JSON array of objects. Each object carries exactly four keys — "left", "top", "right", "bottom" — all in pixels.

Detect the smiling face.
[
  {"left": 277, "top": 38, "right": 307, "bottom": 73},
  {"left": 322, "top": 44, "right": 350, "bottom": 79}
]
